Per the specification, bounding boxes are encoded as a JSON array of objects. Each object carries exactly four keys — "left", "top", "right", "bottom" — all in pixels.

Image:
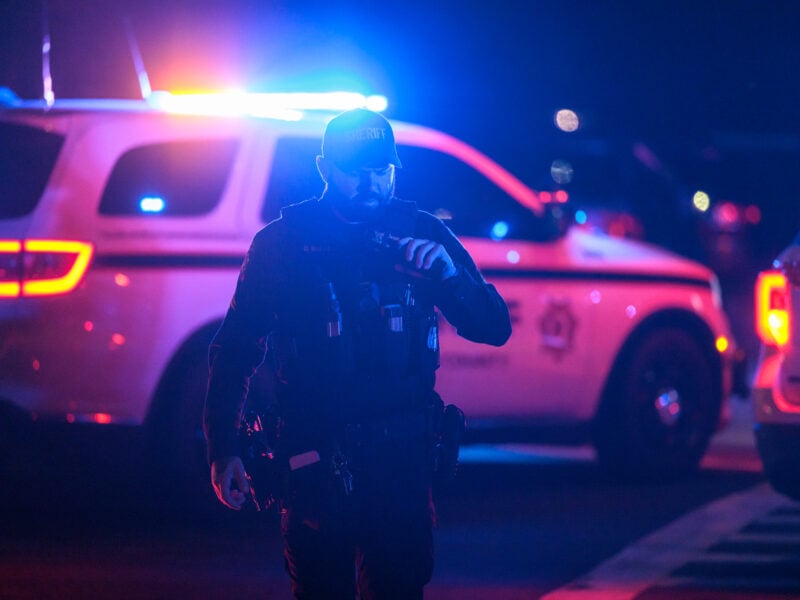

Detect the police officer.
[{"left": 204, "top": 108, "right": 511, "bottom": 599}]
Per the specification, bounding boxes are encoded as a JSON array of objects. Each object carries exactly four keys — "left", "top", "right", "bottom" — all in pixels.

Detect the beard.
[{"left": 327, "top": 184, "right": 394, "bottom": 224}]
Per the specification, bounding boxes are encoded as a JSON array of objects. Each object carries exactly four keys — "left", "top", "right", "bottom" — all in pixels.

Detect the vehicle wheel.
[
  {"left": 145, "top": 343, "right": 218, "bottom": 513},
  {"left": 755, "top": 423, "right": 800, "bottom": 501},
  {"left": 762, "top": 457, "right": 800, "bottom": 502},
  {"left": 593, "top": 328, "right": 720, "bottom": 478},
  {"left": 145, "top": 335, "right": 278, "bottom": 514}
]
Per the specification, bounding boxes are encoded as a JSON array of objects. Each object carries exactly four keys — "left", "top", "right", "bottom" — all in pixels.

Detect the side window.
[
  {"left": 99, "top": 139, "right": 238, "bottom": 216},
  {"left": 396, "top": 145, "right": 544, "bottom": 240},
  {"left": 0, "top": 123, "right": 64, "bottom": 218},
  {"left": 263, "top": 137, "right": 324, "bottom": 223}
]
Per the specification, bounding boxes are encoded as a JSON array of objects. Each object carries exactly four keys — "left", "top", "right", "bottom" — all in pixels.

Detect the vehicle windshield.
[
  {"left": 524, "top": 137, "right": 686, "bottom": 248},
  {"left": 0, "top": 121, "right": 65, "bottom": 219}
]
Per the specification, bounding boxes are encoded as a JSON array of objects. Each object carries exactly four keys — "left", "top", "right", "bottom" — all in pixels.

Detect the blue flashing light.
[
  {"left": 575, "top": 210, "right": 587, "bottom": 225},
  {"left": 139, "top": 196, "right": 166, "bottom": 213},
  {"left": 490, "top": 221, "right": 510, "bottom": 240}
]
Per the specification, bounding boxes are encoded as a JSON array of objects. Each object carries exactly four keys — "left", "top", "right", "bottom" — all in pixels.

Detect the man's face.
[{"left": 327, "top": 162, "right": 396, "bottom": 222}]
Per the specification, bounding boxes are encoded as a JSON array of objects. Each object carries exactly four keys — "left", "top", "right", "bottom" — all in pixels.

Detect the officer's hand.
[
  {"left": 210, "top": 456, "right": 250, "bottom": 510},
  {"left": 396, "top": 237, "right": 458, "bottom": 280}
]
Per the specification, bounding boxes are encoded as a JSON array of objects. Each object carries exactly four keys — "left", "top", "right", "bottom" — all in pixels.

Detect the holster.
[
  {"left": 430, "top": 393, "right": 466, "bottom": 487},
  {"left": 239, "top": 408, "right": 286, "bottom": 512}
]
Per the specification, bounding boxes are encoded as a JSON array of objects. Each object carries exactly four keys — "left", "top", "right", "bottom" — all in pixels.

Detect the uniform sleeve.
[
  {"left": 419, "top": 213, "right": 512, "bottom": 347},
  {"left": 203, "top": 224, "right": 284, "bottom": 464}
]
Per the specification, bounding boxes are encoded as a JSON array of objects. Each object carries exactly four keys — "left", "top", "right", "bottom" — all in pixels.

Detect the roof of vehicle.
[{"left": 0, "top": 89, "right": 544, "bottom": 215}]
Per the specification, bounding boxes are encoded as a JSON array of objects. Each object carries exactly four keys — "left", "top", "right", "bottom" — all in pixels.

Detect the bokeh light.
[
  {"left": 692, "top": 190, "right": 710, "bottom": 212},
  {"left": 713, "top": 201, "right": 741, "bottom": 231},
  {"left": 745, "top": 204, "right": 762, "bottom": 224},
  {"left": 550, "top": 159, "right": 574, "bottom": 184},
  {"left": 555, "top": 109, "right": 580, "bottom": 132},
  {"left": 491, "top": 221, "right": 510, "bottom": 240}
]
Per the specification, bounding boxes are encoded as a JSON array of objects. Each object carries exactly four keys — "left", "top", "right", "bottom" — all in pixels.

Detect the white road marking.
[{"left": 540, "top": 483, "right": 791, "bottom": 600}]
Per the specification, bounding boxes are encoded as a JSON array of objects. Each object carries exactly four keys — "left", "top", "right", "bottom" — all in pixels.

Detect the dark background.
[{"left": 2, "top": 0, "right": 799, "bottom": 358}]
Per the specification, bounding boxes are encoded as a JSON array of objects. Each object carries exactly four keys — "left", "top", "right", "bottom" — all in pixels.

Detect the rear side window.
[
  {"left": 99, "top": 139, "right": 238, "bottom": 216},
  {"left": 0, "top": 122, "right": 65, "bottom": 219}
]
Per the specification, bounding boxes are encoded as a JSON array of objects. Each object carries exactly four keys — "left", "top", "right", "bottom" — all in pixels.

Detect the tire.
[
  {"left": 145, "top": 343, "right": 218, "bottom": 512},
  {"left": 755, "top": 423, "right": 800, "bottom": 501},
  {"left": 145, "top": 333, "right": 278, "bottom": 514},
  {"left": 593, "top": 328, "right": 720, "bottom": 478}
]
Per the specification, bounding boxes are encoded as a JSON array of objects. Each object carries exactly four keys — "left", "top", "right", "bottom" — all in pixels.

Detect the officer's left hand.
[{"left": 396, "top": 237, "right": 458, "bottom": 280}]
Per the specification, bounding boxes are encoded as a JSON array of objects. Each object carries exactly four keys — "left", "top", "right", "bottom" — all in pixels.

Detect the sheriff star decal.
[{"left": 539, "top": 299, "right": 578, "bottom": 360}]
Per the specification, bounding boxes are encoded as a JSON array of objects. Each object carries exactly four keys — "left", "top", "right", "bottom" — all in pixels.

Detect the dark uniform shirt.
[{"left": 204, "top": 196, "right": 511, "bottom": 464}]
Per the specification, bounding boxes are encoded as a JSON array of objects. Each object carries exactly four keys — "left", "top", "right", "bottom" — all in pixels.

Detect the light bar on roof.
[
  {"left": 148, "top": 90, "right": 388, "bottom": 119},
  {"left": 255, "top": 92, "right": 388, "bottom": 112}
]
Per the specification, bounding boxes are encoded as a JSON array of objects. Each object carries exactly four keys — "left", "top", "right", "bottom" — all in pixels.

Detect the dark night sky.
[
  {"left": 2, "top": 1, "right": 798, "bottom": 139},
  {"left": 2, "top": 0, "right": 799, "bottom": 256}
]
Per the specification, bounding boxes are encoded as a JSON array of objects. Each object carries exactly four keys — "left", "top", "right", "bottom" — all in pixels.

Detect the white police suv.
[
  {"left": 0, "top": 89, "right": 738, "bottom": 492},
  {"left": 753, "top": 232, "right": 800, "bottom": 500}
]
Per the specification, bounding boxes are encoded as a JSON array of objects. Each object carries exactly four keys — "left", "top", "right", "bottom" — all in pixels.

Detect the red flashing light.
[
  {"left": 0, "top": 239, "right": 94, "bottom": 298},
  {"left": 756, "top": 270, "right": 791, "bottom": 348}
]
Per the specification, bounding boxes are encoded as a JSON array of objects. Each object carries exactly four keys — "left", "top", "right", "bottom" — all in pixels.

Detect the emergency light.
[{"left": 147, "top": 90, "right": 389, "bottom": 120}]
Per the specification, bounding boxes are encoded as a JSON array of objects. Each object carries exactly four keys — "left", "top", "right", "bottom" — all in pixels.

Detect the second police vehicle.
[{"left": 753, "top": 231, "right": 800, "bottom": 500}]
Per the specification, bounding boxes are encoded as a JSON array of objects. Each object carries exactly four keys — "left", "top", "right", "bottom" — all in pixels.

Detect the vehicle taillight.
[
  {"left": 0, "top": 239, "right": 94, "bottom": 298},
  {"left": 755, "top": 269, "right": 791, "bottom": 348}
]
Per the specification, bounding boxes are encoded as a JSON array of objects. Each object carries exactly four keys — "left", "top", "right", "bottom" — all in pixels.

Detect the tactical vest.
[{"left": 266, "top": 198, "right": 440, "bottom": 423}]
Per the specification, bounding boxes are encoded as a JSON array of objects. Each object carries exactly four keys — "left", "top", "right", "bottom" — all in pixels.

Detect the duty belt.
[{"left": 343, "top": 409, "right": 434, "bottom": 447}]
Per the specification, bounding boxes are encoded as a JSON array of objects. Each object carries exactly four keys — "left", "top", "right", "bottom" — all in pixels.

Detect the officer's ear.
[{"left": 316, "top": 155, "right": 330, "bottom": 184}]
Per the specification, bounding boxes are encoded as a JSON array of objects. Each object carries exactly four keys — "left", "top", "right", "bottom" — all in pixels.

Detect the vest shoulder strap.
[{"left": 382, "top": 198, "right": 418, "bottom": 240}]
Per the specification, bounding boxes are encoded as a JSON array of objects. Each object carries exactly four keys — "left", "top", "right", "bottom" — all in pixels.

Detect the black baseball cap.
[{"left": 321, "top": 108, "right": 402, "bottom": 171}]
